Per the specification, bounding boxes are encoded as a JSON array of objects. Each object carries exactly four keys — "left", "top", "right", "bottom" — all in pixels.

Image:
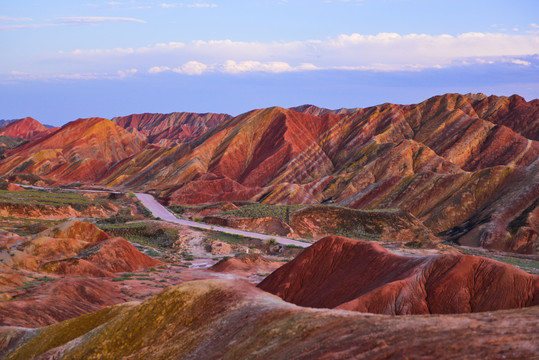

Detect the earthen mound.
[
  {"left": 209, "top": 253, "right": 282, "bottom": 276},
  {"left": 40, "top": 237, "right": 163, "bottom": 275},
  {"left": 35, "top": 220, "right": 109, "bottom": 243},
  {"left": 258, "top": 236, "right": 539, "bottom": 314}
]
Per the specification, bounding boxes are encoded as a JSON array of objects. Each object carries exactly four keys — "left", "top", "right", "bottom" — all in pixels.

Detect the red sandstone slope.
[
  {"left": 113, "top": 111, "right": 231, "bottom": 145},
  {"left": 258, "top": 236, "right": 539, "bottom": 314},
  {"left": 0, "top": 117, "right": 146, "bottom": 183},
  {"left": 0, "top": 117, "right": 49, "bottom": 140}
]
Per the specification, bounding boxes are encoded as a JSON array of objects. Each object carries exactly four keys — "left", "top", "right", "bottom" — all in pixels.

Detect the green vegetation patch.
[
  {"left": 0, "top": 217, "right": 63, "bottom": 236},
  {"left": 221, "top": 203, "right": 307, "bottom": 224},
  {"left": 0, "top": 189, "right": 107, "bottom": 211},
  {"left": 98, "top": 222, "right": 178, "bottom": 249},
  {"left": 455, "top": 246, "right": 539, "bottom": 275}
]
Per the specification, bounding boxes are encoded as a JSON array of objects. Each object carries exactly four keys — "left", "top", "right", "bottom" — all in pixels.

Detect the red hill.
[
  {"left": 0, "top": 117, "right": 49, "bottom": 140},
  {"left": 0, "top": 117, "right": 147, "bottom": 183},
  {"left": 258, "top": 236, "right": 539, "bottom": 314}
]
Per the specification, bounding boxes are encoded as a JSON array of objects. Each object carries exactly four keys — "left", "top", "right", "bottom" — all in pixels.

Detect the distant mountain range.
[{"left": 0, "top": 93, "right": 537, "bottom": 254}]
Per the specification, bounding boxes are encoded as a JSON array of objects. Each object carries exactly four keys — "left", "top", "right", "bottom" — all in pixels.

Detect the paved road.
[
  {"left": 135, "top": 193, "right": 311, "bottom": 248},
  {"left": 14, "top": 184, "right": 310, "bottom": 248}
]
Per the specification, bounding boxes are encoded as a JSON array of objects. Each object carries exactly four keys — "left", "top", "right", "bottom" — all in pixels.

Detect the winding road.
[
  {"left": 16, "top": 183, "right": 310, "bottom": 248},
  {"left": 134, "top": 193, "right": 311, "bottom": 248}
]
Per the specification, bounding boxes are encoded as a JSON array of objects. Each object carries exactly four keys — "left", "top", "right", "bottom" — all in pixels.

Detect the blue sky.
[{"left": 1, "top": 0, "right": 538, "bottom": 125}]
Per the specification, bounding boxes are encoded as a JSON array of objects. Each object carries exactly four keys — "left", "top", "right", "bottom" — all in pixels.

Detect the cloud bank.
[{"left": 6, "top": 32, "right": 539, "bottom": 79}]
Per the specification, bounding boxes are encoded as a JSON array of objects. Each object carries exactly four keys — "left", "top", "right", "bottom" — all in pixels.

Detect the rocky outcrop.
[
  {"left": 258, "top": 236, "right": 539, "bottom": 314},
  {"left": 2, "top": 279, "right": 538, "bottom": 359}
]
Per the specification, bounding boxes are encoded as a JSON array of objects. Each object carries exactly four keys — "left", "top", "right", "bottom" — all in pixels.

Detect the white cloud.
[
  {"left": 8, "top": 68, "right": 139, "bottom": 81},
  {"left": 159, "top": 3, "right": 179, "bottom": 8},
  {"left": 0, "top": 16, "right": 32, "bottom": 22},
  {"left": 0, "top": 23, "right": 57, "bottom": 31},
  {"left": 148, "top": 66, "right": 171, "bottom": 74},
  {"left": 56, "top": 16, "right": 147, "bottom": 24},
  {"left": 221, "top": 60, "right": 292, "bottom": 74},
  {"left": 509, "top": 59, "right": 531, "bottom": 66},
  {"left": 147, "top": 60, "right": 319, "bottom": 75},
  {"left": 13, "top": 32, "right": 539, "bottom": 76},
  {"left": 117, "top": 68, "right": 138, "bottom": 77},
  {"left": 187, "top": 3, "right": 217, "bottom": 8},
  {"left": 173, "top": 61, "right": 209, "bottom": 75}
]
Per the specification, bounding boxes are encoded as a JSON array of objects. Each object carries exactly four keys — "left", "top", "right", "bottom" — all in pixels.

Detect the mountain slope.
[
  {"left": 0, "top": 117, "right": 147, "bottom": 183},
  {"left": 0, "top": 117, "right": 50, "bottom": 140},
  {"left": 113, "top": 111, "right": 232, "bottom": 145}
]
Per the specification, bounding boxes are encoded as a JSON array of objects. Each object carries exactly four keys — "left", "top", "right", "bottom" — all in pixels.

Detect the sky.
[{"left": 0, "top": 0, "right": 538, "bottom": 126}]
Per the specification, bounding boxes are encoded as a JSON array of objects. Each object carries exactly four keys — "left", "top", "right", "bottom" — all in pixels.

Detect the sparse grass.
[
  {"left": 0, "top": 189, "right": 107, "bottom": 211},
  {"left": 220, "top": 203, "right": 401, "bottom": 225},
  {"left": 285, "top": 244, "right": 304, "bottom": 249},
  {"left": 135, "top": 200, "right": 154, "bottom": 219},
  {"left": 98, "top": 222, "right": 178, "bottom": 249},
  {"left": 145, "top": 249, "right": 160, "bottom": 257},
  {"left": 0, "top": 217, "right": 63, "bottom": 236},
  {"left": 206, "top": 231, "right": 262, "bottom": 247},
  {"left": 454, "top": 245, "right": 539, "bottom": 275},
  {"left": 222, "top": 204, "right": 306, "bottom": 224}
]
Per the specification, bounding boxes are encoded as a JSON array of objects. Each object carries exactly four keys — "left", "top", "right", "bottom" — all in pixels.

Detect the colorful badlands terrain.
[
  {"left": 0, "top": 93, "right": 536, "bottom": 254},
  {"left": 0, "top": 93, "right": 538, "bottom": 358}
]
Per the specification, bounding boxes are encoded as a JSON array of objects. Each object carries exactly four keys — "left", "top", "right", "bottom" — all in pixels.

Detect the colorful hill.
[
  {"left": 2, "top": 279, "right": 538, "bottom": 359},
  {"left": 0, "top": 117, "right": 146, "bottom": 183},
  {"left": 113, "top": 111, "right": 232, "bottom": 145},
  {"left": 258, "top": 236, "right": 539, "bottom": 314},
  {"left": 0, "top": 117, "right": 50, "bottom": 141}
]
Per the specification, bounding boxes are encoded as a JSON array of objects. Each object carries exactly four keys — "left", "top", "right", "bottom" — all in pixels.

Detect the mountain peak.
[{"left": 0, "top": 117, "right": 48, "bottom": 140}]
